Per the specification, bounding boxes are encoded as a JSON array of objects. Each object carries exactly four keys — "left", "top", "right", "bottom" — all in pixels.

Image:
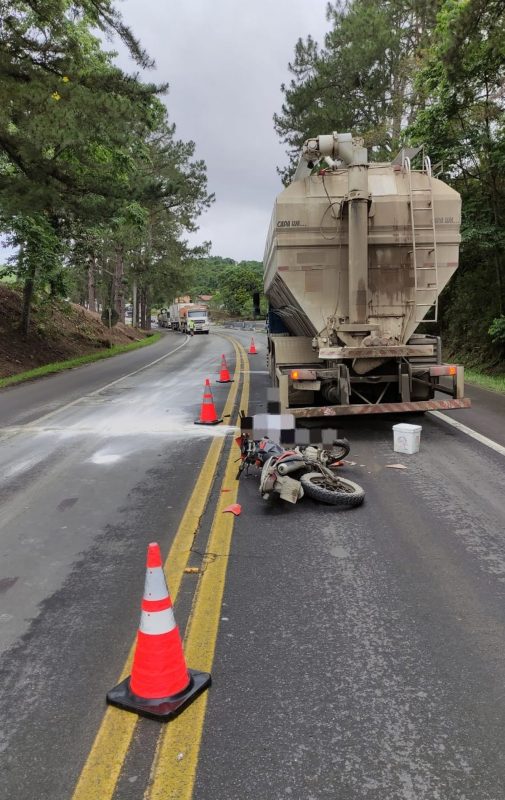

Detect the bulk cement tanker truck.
[{"left": 264, "top": 132, "right": 471, "bottom": 418}]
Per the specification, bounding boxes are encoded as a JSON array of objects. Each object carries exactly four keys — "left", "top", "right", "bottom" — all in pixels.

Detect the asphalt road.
[
  {"left": 1, "top": 329, "right": 504, "bottom": 800},
  {"left": 0, "top": 329, "right": 239, "bottom": 799},
  {"left": 440, "top": 379, "right": 505, "bottom": 449},
  {"left": 0, "top": 328, "right": 186, "bottom": 428}
]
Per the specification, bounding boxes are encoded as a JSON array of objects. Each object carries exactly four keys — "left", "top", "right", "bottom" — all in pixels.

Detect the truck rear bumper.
[{"left": 290, "top": 397, "right": 471, "bottom": 418}]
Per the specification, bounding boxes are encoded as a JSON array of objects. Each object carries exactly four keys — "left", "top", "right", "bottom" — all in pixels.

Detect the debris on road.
[
  {"left": 393, "top": 423, "right": 422, "bottom": 454},
  {"left": 184, "top": 567, "right": 200, "bottom": 574},
  {"left": 386, "top": 463, "right": 408, "bottom": 470},
  {"left": 223, "top": 503, "right": 242, "bottom": 516}
]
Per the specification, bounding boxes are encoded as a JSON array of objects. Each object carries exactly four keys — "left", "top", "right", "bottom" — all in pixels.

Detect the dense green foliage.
[
  {"left": 275, "top": 0, "right": 505, "bottom": 369},
  {"left": 489, "top": 316, "right": 505, "bottom": 348},
  {"left": 186, "top": 256, "right": 236, "bottom": 296},
  {"left": 275, "top": 1, "right": 440, "bottom": 184},
  {"left": 187, "top": 257, "right": 264, "bottom": 317},
  {"left": 409, "top": 0, "right": 505, "bottom": 367},
  {"left": 0, "top": 0, "right": 212, "bottom": 333}
]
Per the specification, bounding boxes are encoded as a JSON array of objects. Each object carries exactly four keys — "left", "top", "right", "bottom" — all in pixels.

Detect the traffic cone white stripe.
[
  {"left": 139, "top": 606, "right": 176, "bottom": 635},
  {"left": 144, "top": 566, "right": 169, "bottom": 601}
]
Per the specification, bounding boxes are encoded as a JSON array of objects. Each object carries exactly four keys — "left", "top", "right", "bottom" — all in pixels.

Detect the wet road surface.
[
  {"left": 1, "top": 328, "right": 505, "bottom": 800},
  {"left": 0, "top": 330, "right": 239, "bottom": 798}
]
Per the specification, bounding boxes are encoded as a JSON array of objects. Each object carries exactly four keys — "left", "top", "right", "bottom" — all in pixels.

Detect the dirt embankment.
[{"left": 0, "top": 284, "right": 147, "bottom": 379}]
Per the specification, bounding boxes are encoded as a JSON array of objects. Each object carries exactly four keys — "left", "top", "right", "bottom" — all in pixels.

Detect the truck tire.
[{"left": 300, "top": 472, "right": 364, "bottom": 507}]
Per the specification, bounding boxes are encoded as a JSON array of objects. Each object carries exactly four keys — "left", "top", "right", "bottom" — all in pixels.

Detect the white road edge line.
[
  {"left": 19, "top": 335, "right": 190, "bottom": 428},
  {"left": 429, "top": 410, "right": 505, "bottom": 457}
]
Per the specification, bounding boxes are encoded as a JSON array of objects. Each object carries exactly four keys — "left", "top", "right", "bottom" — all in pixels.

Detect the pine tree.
[{"left": 274, "top": 0, "right": 440, "bottom": 183}]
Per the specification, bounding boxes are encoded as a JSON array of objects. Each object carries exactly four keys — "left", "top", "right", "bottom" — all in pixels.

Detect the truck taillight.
[
  {"left": 429, "top": 365, "right": 458, "bottom": 377},
  {"left": 289, "top": 368, "right": 317, "bottom": 380}
]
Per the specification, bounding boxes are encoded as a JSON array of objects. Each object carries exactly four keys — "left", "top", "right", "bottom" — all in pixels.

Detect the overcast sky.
[{"left": 113, "top": 0, "right": 330, "bottom": 262}]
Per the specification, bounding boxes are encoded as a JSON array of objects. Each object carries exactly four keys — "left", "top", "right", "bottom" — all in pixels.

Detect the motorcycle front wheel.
[
  {"left": 300, "top": 472, "right": 364, "bottom": 507},
  {"left": 328, "top": 438, "right": 351, "bottom": 461}
]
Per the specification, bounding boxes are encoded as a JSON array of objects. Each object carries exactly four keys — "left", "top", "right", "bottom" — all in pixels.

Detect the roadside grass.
[
  {"left": 464, "top": 368, "right": 505, "bottom": 395},
  {"left": 0, "top": 332, "right": 162, "bottom": 389}
]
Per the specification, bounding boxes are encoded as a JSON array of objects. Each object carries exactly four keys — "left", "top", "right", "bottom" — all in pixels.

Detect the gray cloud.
[{"left": 114, "top": 0, "right": 330, "bottom": 260}]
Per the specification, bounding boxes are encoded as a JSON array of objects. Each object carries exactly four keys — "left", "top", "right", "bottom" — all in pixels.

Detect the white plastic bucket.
[{"left": 392, "top": 423, "right": 422, "bottom": 454}]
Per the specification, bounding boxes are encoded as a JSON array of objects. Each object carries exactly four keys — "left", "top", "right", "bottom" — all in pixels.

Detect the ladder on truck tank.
[{"left": 404, "top": 154, "right": 439, "bottom": 323}]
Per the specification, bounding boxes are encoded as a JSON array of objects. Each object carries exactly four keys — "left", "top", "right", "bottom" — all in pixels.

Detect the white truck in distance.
[
  {"left": 157, "top": 308, "right": 169, "bottom": 327},
  {"left": 169, "top": 303, "right": 210, "bottom": 334}
]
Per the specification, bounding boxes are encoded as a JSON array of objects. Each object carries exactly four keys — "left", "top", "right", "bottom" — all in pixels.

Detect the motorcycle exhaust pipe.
[{"left": 276, "top": 461, "right": 304, "bottom": 476}]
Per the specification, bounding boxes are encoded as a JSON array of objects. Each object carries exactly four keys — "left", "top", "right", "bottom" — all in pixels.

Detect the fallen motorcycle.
[{"left": 236, "top": 433, "right": 364, "bottom": 508}]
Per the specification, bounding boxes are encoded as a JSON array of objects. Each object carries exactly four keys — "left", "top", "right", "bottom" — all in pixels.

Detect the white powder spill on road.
[
  {"left": 82, "top": 404, "right": 235, "bottom": 438},
  {"left": 0, "top": 438, "right": 59, "bottom": 486},
  {"left": 73, "top": 381, "right": 235, "bottom": 439},
  {"left": 1, "top": 398, "right": 237, "bottom": 441},
  {"left": 89, "top": 453, "right": 124, "bottom": 465},
  {"left": 1, "top": 458, "right": 40, "bottom": 480}
]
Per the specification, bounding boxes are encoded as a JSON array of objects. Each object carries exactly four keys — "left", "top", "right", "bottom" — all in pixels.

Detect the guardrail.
[{"left": 219, "top": 320, "right": 266, "bottom": 332}]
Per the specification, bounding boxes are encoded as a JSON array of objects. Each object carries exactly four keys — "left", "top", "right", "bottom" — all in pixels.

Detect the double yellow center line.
[{"left": 72, "top": 336, "right": 249, "bottom": 800}]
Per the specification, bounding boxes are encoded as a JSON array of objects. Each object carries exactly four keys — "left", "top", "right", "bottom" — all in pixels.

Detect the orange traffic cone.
[
  {"left": 216, "top": 353, "right": 233, "bottom": 383},
  {"left": 194, "top": 378, "right": 222, "bottom": 425},
  {"left": 107, "top": 542, "right": 211, "bottom": 721},
  {"left": 248, "top": 337, "right": 257, "bottom": 355}
]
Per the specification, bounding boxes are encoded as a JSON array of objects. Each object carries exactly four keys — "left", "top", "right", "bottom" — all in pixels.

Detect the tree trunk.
[
  {"left": 493, "top": 251, "right": 504, "bottom": 316},
  {"left": 88, "top": 257, "right": 97, "bottom": 312},
  {"left": 114, "top": 248, "right": 125, "bottom": 323},
  {"left": 140, "top": 287, "right": 147, "bottom": 329},
  {"left": 487, "top": 121, "right": 505, "bottom": 315},
  {"left": 139, "top": 287, "right": 152, "bottom": 330},
  {"left": 145, "top": 286, "right": 151, "bottom": 331},
  {"left": 20, "top": 260, "right": 36, "bottom": 338},
  {"left": 132, "top": 279, "right": 137, "bottom": 328}
]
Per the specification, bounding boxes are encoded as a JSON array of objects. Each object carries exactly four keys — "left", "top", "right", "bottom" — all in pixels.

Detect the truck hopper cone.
[
  {"left": 195, "top": 378, "right": 222, "bottom": 425},
  {"left": 106, "top": 542, "right": 211, "bottom": 721},
  {"left": 248, "top": 338, "right": 257, "bottom": 355},
  {"left": 216, "top": 354, "right": 233, "bottom": 383}
]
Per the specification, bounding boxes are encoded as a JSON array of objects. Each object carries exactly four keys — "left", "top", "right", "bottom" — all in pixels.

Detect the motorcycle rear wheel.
[{"left": 300, "top": 472, "right": 364, "bottom": 507}]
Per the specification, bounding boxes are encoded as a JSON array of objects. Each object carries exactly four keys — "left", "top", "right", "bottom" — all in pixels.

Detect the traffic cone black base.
[
  {"left": 107, "top": 669, "right": 211, "bottom": 722},
  {"left": 216, "top": 378, "right": 233, "bottom": 383},
  {"left": 194, "top": 417, "right": 223, "bottom": 426}
]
